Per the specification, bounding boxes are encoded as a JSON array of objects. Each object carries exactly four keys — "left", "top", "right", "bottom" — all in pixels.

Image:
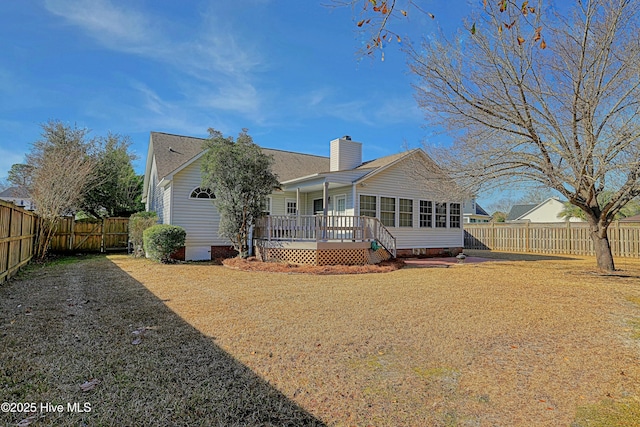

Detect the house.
[
  {"left": 0, "top": 187, "right": 35, "bottom": 210},
  {"left": 142, "top": 132, "right": 464, "bottom": 264},
  {"left": 463, "top": 199, "right": 491, "bottom": 223},
  {"left": 620, "top": 214, "right": 640, "bottom": 222},
  {"left": 506, "top": 197, "right": 584, "bottom": 223}
]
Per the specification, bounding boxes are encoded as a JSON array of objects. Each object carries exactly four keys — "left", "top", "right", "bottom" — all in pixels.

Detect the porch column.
[
  {"left": 322, "top": 181, "right": 329, "bottom": 216},
  {"left": 296, "top": 187, "right": 301, "bottom": 240},
  {"left": 322, "top": 181, "right": 329, "bottom": 240}
]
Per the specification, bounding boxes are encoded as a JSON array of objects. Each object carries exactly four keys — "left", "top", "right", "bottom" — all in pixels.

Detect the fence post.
[
  {"left": 525, "top": 221, "right": 530, "bottom": 253},
  {"left": 491, "top": 222, "right": 495, "bottom": 250},
  {"left": 101, "top": 217, "right": 106, "bottom": 253},
  {"left": 615, "top": 220, "right": 621, "bottom": 257}
]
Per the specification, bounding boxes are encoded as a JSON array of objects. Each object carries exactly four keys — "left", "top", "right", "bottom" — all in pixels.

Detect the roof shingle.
[{"left": 150, "top": 132, "right": 330, "bottom": 182}]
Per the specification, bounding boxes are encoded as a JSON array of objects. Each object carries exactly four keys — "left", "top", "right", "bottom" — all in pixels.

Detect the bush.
[
  {"left": 129, "top": 211, "right": 158, "bottom": 257},
  {"left": 143, "top": 224, "right": 186, "bottom": 263}
]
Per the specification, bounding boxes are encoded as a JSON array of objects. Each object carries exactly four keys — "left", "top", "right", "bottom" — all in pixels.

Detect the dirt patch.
[{"left": 222, "top": 256, "right": 405, "bottom": 274}]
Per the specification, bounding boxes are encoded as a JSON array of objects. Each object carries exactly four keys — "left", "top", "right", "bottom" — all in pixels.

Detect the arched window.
[{"left": 189, "top": 187, "right": 215, "bottom": 199}]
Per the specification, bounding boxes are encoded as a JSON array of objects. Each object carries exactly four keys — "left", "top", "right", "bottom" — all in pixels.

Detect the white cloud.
[
  {"left": 44, "top": 0, "right": 154, "bottom": 50},
  {"left": 43, "top": 0, "right": 264, "bottom": 118}
]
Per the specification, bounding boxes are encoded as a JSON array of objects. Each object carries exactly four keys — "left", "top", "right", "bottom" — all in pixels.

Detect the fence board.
[
  {"left": 465, "top": 221, "right": 640, "bottom": 258},
  {"left": 49, "top": 217, "right": 129, "bottom": 253},
  {"left": 0, "top": 200, "right": 37, "bottom": 283}
]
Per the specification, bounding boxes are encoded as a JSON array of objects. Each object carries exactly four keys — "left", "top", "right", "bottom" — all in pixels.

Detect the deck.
[{"left": 254, "top": 215, "right": 396, "bottom": 265}]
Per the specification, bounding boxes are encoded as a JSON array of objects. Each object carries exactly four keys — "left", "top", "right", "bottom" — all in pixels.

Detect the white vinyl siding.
[
  {"left": 354, "top": 154, "right": 463, "bottom": 249},
  {"left": 171, "top": 158, "right": 229, "bottom": 247}
]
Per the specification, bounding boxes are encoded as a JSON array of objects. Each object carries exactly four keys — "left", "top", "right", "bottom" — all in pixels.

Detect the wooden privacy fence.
[
  {"left": 50, "top": 217, "right": 129, "bottom": 253},
  {"left": 465, "top": 221, "right": 640, "bottom": 258},
  {"left": 0, "top": 200, "right": 37, "bottom": 283}
]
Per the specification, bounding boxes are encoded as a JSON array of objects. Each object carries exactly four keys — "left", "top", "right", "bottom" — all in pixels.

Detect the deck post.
[{"left": 322, "top": 181, "right": 329, "bottom": 240}]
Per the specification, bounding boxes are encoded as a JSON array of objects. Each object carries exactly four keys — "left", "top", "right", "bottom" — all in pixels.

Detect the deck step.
[{"left": 367, "top": 247, "right": 392, "bottom": 264}]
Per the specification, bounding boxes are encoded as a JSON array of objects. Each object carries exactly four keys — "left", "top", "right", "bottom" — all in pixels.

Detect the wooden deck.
[{"left": 254, "top": 215, "right": 396, "bottom": 258}]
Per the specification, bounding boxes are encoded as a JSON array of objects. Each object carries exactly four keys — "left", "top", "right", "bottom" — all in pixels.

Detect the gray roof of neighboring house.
[
  {"left": 506, "top": 203, "right": 538, "bottom": 221},
  {"left": 150, "top": 132, "right": 330, "bottom": 183},
  {"left": 0, "top": 186, "right": 30, "bottom": 198},
  {"left": 621, "top": 214, "right": 640, "bottom": 222},
  {"left": 475, "top": 203, "right": 490, "bottom": 216}
]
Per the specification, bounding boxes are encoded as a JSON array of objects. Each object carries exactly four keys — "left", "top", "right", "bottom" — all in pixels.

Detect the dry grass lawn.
[{"left": 2, "top": 251, "right": 640, "bottom": 426}]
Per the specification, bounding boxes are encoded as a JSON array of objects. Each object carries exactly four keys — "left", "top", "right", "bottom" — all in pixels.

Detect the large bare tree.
[
  {"left": 410, "top": 0, "right": 640, "bottom": 271},
  {"left": 27, "top": 121, "right": 98, "bottom": 258}
]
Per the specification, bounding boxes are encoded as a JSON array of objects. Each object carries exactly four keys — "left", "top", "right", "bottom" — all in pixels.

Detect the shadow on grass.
[
  {"left": 0, "top": 255, "right": 325, "bottom": 426},
  {"left": 464, "top": 249, "right": 582, "bottom": 262}
]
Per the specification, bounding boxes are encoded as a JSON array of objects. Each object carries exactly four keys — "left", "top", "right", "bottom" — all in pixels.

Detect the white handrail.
[{"left": 255, "top": 215, "right": 396, "bottom": 257}]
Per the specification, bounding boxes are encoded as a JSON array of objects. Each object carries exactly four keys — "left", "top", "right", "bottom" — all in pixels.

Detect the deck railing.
[{"left": 255, "top": 215, "right": 396, "bottom": 257}]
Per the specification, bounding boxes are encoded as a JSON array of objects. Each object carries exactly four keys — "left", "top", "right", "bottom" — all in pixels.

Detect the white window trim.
[
  {"left": 263, "top": 196, "right": 272, "bottom": 215},
  {"left": 419, "top": 200, "right": 434, "bottom": 228},
  {"left": 358, "top": 193, "right": 378, "bottom": 218},
  {"left": 379, "top": 195, "right": 396, "bottom": 228},
  {"left": 285, "top": 198, "right": 297, "bottom": 216},
  {"left": 399, "top": 197, "right": 414, "bottom": 228},
  {"left": 449, "top": 202, "right": 462, "bottom": 229},
  {"left": 313, "top": 198, "right": 324, "bottom": 215},
  {"left": 189, "top": 186, "right": 215, "bottom": 200},
  {"left": 333, "top": 194, "right": 347, "bottom": 215}
]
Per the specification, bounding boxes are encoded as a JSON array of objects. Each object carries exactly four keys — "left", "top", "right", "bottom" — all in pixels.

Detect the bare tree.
[
  {"left": 27, "top": 121, "right": 98, "bottom": 258},
  {"left": 412, "top": 0, "right": 640, "bottom": 271}
]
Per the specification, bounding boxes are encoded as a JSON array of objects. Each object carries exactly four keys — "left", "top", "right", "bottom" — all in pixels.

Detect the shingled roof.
[
  {"left": 506, "top": 203, "right": 537, "bottom": 221},
  {"left": 149, "top": 132, "right": 330, "bottom": 183},
  {"left": 0, "top": 186, "right": 30, "bottom": 198}
]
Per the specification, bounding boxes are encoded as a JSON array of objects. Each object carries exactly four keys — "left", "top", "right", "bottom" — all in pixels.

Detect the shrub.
[
  {"left": 143, "top": 224, "right": 186, "bottom": 263},
  {"left": 129, "top": 211, "right": 158, "bottom": 257}
]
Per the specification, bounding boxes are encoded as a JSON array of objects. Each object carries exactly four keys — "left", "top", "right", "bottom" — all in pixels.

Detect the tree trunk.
[{"left": 588, "top": 220, "right": 615, "bottom": 271}]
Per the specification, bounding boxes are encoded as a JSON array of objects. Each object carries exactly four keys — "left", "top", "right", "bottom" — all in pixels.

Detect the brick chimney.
[{"left": 330, "top": 136, "right": 362, "bottom": 171}]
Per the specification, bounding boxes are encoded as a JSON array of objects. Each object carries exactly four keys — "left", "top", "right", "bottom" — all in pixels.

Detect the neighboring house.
[
  {"left": 142, "top": 132, "right": 464, "bottom": 263},
  {"left": 620, "top": 214, "right": 640, "bottom": 222},
  {"left": 463, "top": 199, "right": 491, "bottom": 223},
  {"left": 0, "top": 186, "right": 35, "bottom": 210},
  {"left": 506, "top": 197, "right": 585, "bottom": 223}
]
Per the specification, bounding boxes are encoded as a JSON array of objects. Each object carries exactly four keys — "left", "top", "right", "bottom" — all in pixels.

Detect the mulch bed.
[{"left": 222, "top": 256, "right": 405, "bottom": 274}]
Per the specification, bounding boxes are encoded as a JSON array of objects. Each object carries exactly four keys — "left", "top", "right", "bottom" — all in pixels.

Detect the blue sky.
[{"left": 1, "top": 1, "right": 469, "bottom": 188}]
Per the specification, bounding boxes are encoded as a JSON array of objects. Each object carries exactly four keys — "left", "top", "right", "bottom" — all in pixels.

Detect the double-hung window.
[
  {"left": 380, "top": 197, "right": 396, "bottom": 227},
  {"left": 399, "top": 198, "right": 413, "bottom": 227},
  {"left": 360, "top": 195, "right": 376, "bottom": 217},
  {"left": 419, "top": 200, "right": 432, "bottom": 228},
  {"left": 449, "top": 203, "right": 461, "bottom": 228},
  {"left": 286, "top": 199, "right": 297, "bottom": 215},
  {"left": 435, "top": 202, "right": 447, "bottom": 228}
]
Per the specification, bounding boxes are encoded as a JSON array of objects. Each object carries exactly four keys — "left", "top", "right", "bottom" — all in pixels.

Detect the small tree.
[
  {"left": 129, "top": 211, "right": 158, "bottom": 257},
  {"left": 27, "top": 121, "right": 98, "bottom": 259},
  {"left": 201, "top": 128, "right": 279, "bottom": 258},
  {"left": 143, "top": 224, "right": 186, "bottom": 263}
]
